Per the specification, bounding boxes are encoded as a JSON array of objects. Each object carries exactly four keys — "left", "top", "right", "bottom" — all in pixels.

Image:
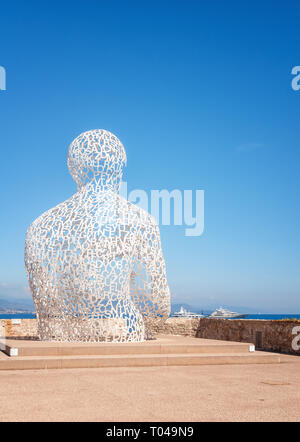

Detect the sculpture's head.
[{"left": 67, "top": 129, "right": 127, "bottom": 190}]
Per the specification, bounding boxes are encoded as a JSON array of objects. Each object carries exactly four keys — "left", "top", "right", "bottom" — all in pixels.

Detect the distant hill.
[
  {"left": 0, "top": 296, "right": 261, "bottom": 315},
  {"left": 0, "top": 297, "right": 35, "bottom": 313}
]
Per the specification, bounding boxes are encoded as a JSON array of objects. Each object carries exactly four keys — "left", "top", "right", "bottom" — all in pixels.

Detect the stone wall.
[
  {"left": 151, "top": 317, "right": 200, "bottom": 337},
  {"left": 196, "top": 318, "right": 300, "bottom": 355},
  {"left": 152, "top": 317, "right": 300, "bottom": 355},
  {"left": 0, "top": 317, "right": 200, "bottom": 340},
  {"left": 0, "top": 319, "right": 37, "bottom": 340},
  {"left": 0, "top": 317, "right": 299, "bottom": 355}
]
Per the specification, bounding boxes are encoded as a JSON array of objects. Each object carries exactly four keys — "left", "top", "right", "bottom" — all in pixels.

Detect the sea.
[
  {"left": 0, "top": 313, "right": 36, "bottom": 319},
  {"left": 0, "top": 313, "right": 300, "bottom": 320}
]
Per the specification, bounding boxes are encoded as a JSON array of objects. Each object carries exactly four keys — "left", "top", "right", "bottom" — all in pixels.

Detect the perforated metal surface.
[{"left": 25, "top": 130, "right": 170, "bottom": 342}]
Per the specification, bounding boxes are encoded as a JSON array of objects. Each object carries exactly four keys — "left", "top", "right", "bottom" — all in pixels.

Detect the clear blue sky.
[{"left": 0, "top": 0, "right": 300, "bottom": 312}]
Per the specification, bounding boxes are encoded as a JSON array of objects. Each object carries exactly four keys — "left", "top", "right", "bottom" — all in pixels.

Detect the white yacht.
[
  {"left": 209, "top": 307, "right": 247, "bottom": 319},
  {"left": 172, "top": 306, "right": 204, "bottom": 318}
]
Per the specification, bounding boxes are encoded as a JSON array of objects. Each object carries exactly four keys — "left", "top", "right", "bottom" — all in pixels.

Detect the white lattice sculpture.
[{"left": 25, "top": 130, "right": 170, "bottom": 342}]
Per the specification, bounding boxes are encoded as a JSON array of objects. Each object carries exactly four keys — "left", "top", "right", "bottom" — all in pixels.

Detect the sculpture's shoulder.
[
  {"left": 124, "top": 197, "right": 158, "bottom": 231},
  {"left": 26, "top": 191, "right": 158, "bottom": 241},
  {"left": 26, "top": 194, "right": 77, "bottom": 239}
]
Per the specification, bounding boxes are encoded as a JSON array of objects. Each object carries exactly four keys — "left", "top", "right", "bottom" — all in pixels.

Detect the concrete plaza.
[{"left": 0, "top": 352, "right": 299, "bottom": 422}]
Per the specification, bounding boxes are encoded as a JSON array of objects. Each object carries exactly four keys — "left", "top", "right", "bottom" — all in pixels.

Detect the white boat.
[
  {"left": 172, "top": 306, "right": 204, "bottom": 318},
  {"left": 209, "top": 307, "right": 247, "bottom": 319}
]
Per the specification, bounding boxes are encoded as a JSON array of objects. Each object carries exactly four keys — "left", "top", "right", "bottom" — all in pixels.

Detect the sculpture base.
[{"left": 0, "top": 335, "right": 280, "bottom": 370}]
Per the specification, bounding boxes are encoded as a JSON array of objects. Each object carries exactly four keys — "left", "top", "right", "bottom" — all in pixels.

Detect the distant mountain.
[
  {"left": 0, "top": 296, "right": 35, "bottom": 313},
  {"left": 0, "top": 296, "right": 261, "bottom": 315}
]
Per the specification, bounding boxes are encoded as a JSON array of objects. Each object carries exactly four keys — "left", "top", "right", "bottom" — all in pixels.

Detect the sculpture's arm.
[{"left": 131, "top": 219, "right": 170, "bottom": 320}]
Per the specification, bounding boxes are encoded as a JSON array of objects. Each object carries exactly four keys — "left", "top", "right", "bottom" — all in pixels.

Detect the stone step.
[
  {"left": 0, "top": 351, "right": 280, "bottom": 370},
  {"left": 3, "top": 340, "right": 253, "bottom": 357}
]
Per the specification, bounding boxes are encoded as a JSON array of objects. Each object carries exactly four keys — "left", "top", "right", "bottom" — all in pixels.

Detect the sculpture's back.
[{"left": 25, "top": 130, "right": 170, "bottom": 342}]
